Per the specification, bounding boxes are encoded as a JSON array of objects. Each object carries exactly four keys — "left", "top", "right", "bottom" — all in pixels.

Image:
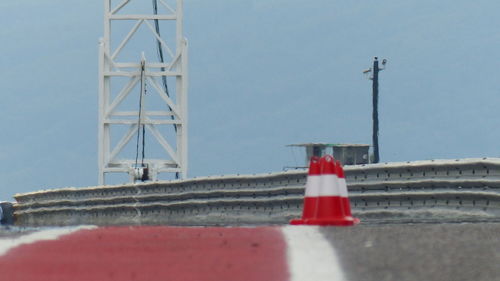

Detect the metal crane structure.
[{"left": 98, "top": 0, "right": 188, "bottom": 185}]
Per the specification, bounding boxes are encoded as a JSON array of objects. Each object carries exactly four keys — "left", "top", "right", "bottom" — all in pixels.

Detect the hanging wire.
[
  {"left": 153, "top": 0, "right": 180, "bottom": 179},
  {"left": 135, "top": 61, "right": 146, "bottom": 173},
  {"left": 141, "top": 81, "right": 147, "bottom": 167},
  {"left": 153, "top": 0, "right": 177, "bottom": 132},
  {"left": 142, "top": 123, "right": 146, "bottom": 166}
]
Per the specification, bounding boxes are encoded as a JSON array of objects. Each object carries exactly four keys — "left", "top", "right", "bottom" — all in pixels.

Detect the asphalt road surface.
[
  {"left": 0, "top": 222, "right": 499, "bottom": 281},
  {"left": 320, "top": 223, "right": 500, "bottom": 281}
]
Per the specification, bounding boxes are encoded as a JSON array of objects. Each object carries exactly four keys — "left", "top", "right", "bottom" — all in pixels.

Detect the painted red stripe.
[
  {"left": 315, "top": 196, "right": 344, "bottom": 219},
  {"left": 301, "top": 197, "right": 319, "bottom": 219},
  {"left": 0, "top": 226, "right": 289, "bottom": 281}
]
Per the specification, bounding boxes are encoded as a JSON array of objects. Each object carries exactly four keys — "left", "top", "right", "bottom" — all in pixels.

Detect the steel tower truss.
[{"left": 98, "top": 0, "right": 188, "bottom": 185}]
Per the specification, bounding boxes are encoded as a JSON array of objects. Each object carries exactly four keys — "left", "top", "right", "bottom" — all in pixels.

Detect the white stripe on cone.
[
  {"left": 304, "top": 176, "right": 321, "bottom": 197},
  {"left": 337, "top": 178, "right": 349, "bottom": 198},
  {"left": 318, "top": 175, "right": 341, "bottom": 196}
]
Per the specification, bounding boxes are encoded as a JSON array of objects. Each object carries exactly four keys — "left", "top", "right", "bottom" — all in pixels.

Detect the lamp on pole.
[{"left": 363, "top": 57, "right": 387, "bottom": 163}]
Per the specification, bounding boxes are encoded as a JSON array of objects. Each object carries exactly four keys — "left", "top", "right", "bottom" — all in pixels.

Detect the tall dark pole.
[{"left": 372, "top": 57, "right": 380, "bottom": 163}]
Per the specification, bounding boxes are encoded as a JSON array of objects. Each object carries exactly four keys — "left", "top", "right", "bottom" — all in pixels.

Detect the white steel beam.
[
  {"left": 98, "top": 0, "right": 188, "bottom": 185},
  {"left": 110, "top": 15, "right": 177, "bottom": 20}
]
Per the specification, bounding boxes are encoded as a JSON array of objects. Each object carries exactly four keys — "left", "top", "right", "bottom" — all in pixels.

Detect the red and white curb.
[
  {"left": 0, "top": 226, "right": 96, "bottom": 256},
  {"left": 0, "top": 226, "right": 345, "bottom": 281},
  {"left": 282, "top": 226, "right": 346, "bottom": 281}
]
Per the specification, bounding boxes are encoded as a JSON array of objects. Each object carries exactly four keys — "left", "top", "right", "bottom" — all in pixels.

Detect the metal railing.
[{"left": 13, "top": 158, "right": 500, "bottom": 226}]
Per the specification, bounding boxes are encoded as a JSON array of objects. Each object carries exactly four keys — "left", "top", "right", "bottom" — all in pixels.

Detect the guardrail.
[{"left": 13, "top": 158, "right": 500, "bottom": 226}]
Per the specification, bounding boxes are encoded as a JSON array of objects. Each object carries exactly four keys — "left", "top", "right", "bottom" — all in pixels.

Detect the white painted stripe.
[
  {"left": 282, "top": 226, "right": 346, "bottom": 281},
  {"left": 0, "top": 225, "right": 96, "bottom": 256},
  {"left": 338, "top": 178, "right": 349, "bottom": 197},
  {"left": 304, "top": 176, "right": 321, "bottom": 197},
  {"left": 319, "top": 175, "right": 341, "bottom": 196}
]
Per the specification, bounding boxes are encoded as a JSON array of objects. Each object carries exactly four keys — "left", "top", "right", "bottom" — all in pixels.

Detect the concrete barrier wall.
[
  {"left": 15, "top": 171, "right": 306, "bottom": 204},
  {"left": 13, "top": 158, "right": 500, "bottom": 226}
]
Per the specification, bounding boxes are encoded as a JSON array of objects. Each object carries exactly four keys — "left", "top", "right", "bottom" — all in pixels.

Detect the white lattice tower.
[{"left": 98, "top": 0, "right": 188, "bottom": 185}]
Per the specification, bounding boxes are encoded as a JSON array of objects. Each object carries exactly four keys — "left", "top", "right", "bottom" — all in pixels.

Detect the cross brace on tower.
[{"left": 98, "top": 0, "right": 188, "bottom": 185}]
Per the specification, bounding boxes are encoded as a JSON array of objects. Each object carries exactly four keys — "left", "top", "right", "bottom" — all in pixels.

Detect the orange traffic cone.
[
  {"left": 307, "top": 155, "right": 359, "bottom": 226},
  {"left": 336, "top": 160, "right": 360, "bottom": 225},
  {"left": 290, "top": 156, "right": 321, "bottom": 225}
]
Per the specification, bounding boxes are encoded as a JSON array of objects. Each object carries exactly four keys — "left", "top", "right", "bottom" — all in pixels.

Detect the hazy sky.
[{"left": 1, "top": 0, "right": 499, "bottom": 200}]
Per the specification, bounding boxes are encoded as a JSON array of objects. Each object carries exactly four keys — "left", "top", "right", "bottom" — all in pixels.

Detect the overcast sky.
[{"left": 1, "top": 0, "right": 499, "bottom": 200}]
